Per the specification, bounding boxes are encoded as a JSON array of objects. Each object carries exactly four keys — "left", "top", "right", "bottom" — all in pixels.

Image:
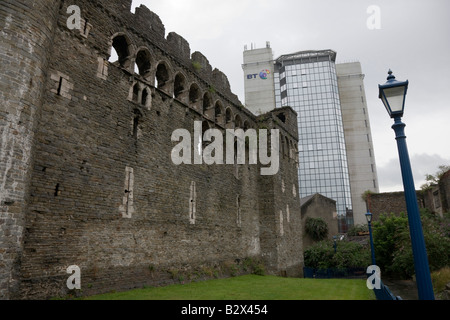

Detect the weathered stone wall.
[
  {"left": 366, "top": 191, "right": 424, "bottom": 222},
  {"left": 367, "top": 170, "right": 450, "bottom": 222},
  {"left": 420, "top": 170, "right": 450, "bottom": 217},
  {"left": 1, "top": 0, "right": 304, "bottom": 299},
  {"left": 439, "top": 170, "right": 450, "bottom": 214},
  {"left": 300, "top": 194, "right": 338, "bottom": 250},
  {"left": 0, "top": 0, "right": 60, "bottom": 299}
]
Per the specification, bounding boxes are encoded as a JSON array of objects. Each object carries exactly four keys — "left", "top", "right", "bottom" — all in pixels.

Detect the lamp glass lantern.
[
  {"left": 365, "top": 212, "right": 373, "bottom": 224},
  {"left": 378, "top": 70, "right": 409, "bottom": 118}
]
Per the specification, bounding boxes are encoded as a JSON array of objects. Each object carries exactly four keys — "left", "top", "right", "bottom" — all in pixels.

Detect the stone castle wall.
[{"left": 0, "top": 0, "right": 304, "bottom": 299}]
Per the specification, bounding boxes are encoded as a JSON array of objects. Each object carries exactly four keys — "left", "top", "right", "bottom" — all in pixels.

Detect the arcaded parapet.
[{"left": 1, "top": 0, "right": 303, "bottom": 299}]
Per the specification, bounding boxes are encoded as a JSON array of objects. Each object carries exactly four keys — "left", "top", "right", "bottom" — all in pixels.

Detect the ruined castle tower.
[
  {"left": 0, "top": 0, "right": 60, "bottom": 299},
  {"left": 1, "top": 0, "right": 303, "bottom": 299}
]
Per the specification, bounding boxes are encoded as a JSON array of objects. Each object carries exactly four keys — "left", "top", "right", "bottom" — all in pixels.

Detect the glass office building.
[{"left": 274, "top": 50, "right": 352, "bottom": 217}]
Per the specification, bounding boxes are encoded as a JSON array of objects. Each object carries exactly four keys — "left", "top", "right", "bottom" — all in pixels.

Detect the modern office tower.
[
  {"left": 243, "top": 46, "right": 379, "bottom": 227},
  {"left": 336, "top": 62, "right": 379, "bottom": 225},
  {"left": 273, "top": 50, "right": 353, "bottom": 220},
  {"left": 242, "top": 42, "right": 276, "bottom": 115}
]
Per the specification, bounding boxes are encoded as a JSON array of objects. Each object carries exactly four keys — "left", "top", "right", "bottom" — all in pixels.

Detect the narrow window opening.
[
  {"left": 132, "top": 109, "right": 141, "bottom": 139},
  {"left": 141, "top": 89, "right": 148, "bottom": 106},
  {"left": 83, "top": 18, "right": 89, "bottom": 34},
  {"left": 97, "top": 57, "right": 108, "bottom": 80},
  {"left": 57, "top": 77, "right": 63, "bottom": 95},
  {"left": 132, "top": 83, "right": 139, "bottom": 102},
  {"left": 285, "top": 136, "right": 290, "bottom": 159},
  {"left": 80, "top": 18, "right": 92, "bottom": 38},
  {"left": 54, "top": 183, "right": 60, "bottom": 197},
  {"left": 120, "top": 167, "right": 134, "bottom": 218},
  {"left": 236, "top": 195, "right": 241, "bottom": 228},
  {"left": 279, "top": 210, "right": 284, "bottom": 236},
  {"left": 234, "top": 141, "right": 240, "bottom": 180},
  {"left": 189, "top": 181, "right": 196, "bottom": 224},
  {"left": 51, "top": 72, "right": 73, "bottom": 99}
]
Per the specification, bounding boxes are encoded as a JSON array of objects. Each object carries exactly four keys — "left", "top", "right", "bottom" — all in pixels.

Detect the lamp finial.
[{"left": 387, "top": 69, "right": 395, "bottom": 80}]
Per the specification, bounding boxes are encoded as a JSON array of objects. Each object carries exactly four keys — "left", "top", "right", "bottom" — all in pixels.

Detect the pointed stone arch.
[
  {"left": 108, "top": 32, "right": 134, "bottom": 70},
  {"left": 154, "top": 60, "right": 173, "bottom": 93},
  {"left": 214, "top": 100, "right": 225, "bottom": 126},
  {"left": 173, "top": 72, "right": 188, "bottom": 102},
  {"left": 189, "top": 83, "right": 202, "bottom": 111},
  {"left": 203, "top": 92, "right": 214, "bottom": 120},
  {"left": 134, "top": 47, "right": 152, "bottom": 78},
  {"left": 225, "top": 107, "right": 234, "bottom": 129}
]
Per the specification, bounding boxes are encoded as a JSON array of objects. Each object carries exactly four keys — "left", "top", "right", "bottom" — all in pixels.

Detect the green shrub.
[
  {"left": 431, "top": 267, "right": 450, "bottom": 298},
  {"left": 372, "top": 212, "right": 409, "bottom": 276},
  {"left": 304, "top": 240, "right": 370, "bottom": 269},
  {"left": 304, "top": 241, "right": 335, "bottom": 269},
  {"left": 373, "top": 211, "right": 450, "bottom": 279},
  {"left": 332, "top": 241, "right": 371, "bottom": 269},
  {"left": 347, "top": 224, "right": 369, "bottom": 236},
  {"left": 305, "top": 217, "right": 328, "bottom": 241},
  {"left": 242, "top": 257, "right": 266, "bottom": 276}
]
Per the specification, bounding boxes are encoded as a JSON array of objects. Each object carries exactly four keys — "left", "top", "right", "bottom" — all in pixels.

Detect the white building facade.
[{"left": 243, "top": 46, "right": 379, "bottom": 227}]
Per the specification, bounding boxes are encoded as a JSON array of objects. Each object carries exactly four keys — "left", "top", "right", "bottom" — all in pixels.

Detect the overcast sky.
[{"left": 131, "top": 0, "right": 450, "bottom": 192}]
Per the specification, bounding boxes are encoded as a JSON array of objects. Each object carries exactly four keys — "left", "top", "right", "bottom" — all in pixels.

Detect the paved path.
[{"left": 384, "top": 278, "right": 418, "bottom": 300}]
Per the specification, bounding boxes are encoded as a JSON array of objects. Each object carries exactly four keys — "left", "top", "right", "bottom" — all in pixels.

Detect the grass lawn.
[{"left": 83, "top": 275, "right": 375, "bottom": 300}]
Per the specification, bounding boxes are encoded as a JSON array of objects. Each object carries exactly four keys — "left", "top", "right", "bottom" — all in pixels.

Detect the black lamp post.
[
  {"left": 378, "top": 70, "right": 435, "bottom": 300},
  {"left": 365, "top": 212, "right": 376, "bottom": 266}
]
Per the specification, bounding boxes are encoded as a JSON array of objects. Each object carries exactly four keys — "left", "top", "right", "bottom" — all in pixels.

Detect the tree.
[
  {"left": 421, "top": 164, "right": 450, "bottom": 190},
  {"left": 373, "top": 210, "right": 450, "bottom": 279},
  {"left": 305, "top": 217, "right": 328, "bottom": 241}
]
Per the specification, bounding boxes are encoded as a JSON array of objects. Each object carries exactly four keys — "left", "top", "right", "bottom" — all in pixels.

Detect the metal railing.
[
  {"left": 373, "top": 280, "right": 403, "bottom": 300},
  {"left": 303, "top": 267, "right": 403, "bottom": 300},
  {"left": 303, "top": 267, "right": 366, "bottom": 279}
]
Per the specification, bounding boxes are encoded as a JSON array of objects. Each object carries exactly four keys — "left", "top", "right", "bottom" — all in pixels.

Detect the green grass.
[
  {"left": 83, "top": 275, "right": 375, "bottom": 300},
  {"left": 431, "top": 267, "right": 450, "bottom": 299}
]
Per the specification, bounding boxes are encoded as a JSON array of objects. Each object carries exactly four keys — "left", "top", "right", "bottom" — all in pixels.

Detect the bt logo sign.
[{"left": 247, "top": 69, "right": 271, "bottom": 80}]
